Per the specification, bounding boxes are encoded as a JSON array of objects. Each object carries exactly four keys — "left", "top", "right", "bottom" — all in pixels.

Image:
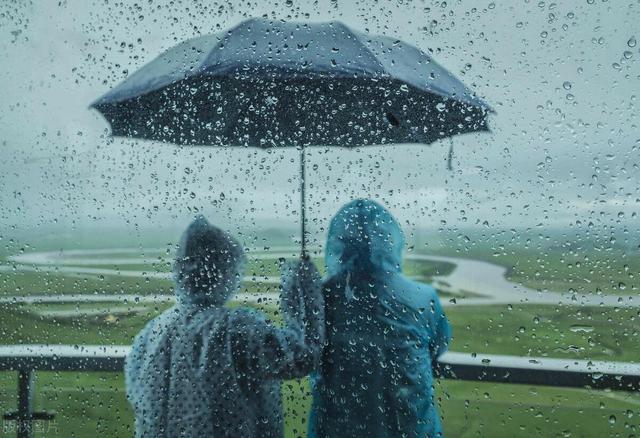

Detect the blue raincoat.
[
  {"left": 308, "top": 199, "right": 451, "bottom": 438},
  {"left": 125, "top": 217, "right": 324, "bottom": 437}
]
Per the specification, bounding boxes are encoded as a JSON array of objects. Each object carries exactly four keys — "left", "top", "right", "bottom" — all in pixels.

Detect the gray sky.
[{"left": 0, "top": 0, "right": 638, "bottom": 241}]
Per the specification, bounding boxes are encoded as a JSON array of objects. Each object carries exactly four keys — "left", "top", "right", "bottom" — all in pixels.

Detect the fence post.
[{"left": 17, "top": 369, "right": 34, "bottom": 438}]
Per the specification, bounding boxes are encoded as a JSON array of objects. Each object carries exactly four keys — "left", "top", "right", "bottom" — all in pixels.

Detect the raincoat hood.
[
  {"left": 325, "top": 199, "right": 404, "bottom": 277},
  {"left": 173, "top": 216, "right": 245, "bottom": 306}
]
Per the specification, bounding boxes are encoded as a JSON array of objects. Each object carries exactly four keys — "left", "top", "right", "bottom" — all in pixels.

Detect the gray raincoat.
[{"left": 125, "top": 217, "right": 324, "bottom": 437}]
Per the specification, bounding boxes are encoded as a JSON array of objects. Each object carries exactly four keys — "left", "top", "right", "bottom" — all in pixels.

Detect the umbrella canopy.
[
  {"left": 91, "top": 18, "right": 491, "bottom": 148},
  {"left": 91, "top": 18, "right": 493, "bottom": 253}
]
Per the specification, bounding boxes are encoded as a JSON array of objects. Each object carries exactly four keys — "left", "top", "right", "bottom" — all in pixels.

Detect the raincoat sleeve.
[
  {"left": 230, "top": 256, "right": 325, "bottom": 380},
  {"left": 428, "top": 290, "right": 452, "bottom": 359},
  {"left": 125, "top": 322, "right": 150, "bottom": 402}
]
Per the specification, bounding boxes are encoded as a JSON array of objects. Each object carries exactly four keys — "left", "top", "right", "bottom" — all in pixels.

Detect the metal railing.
[{"left": 1, "top": 344, "right": 639, "bottom": 438}]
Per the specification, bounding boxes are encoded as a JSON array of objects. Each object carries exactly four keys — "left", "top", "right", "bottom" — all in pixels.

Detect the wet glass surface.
[{"left": 1, "top": 1, "right": 638, "bottom": 436}]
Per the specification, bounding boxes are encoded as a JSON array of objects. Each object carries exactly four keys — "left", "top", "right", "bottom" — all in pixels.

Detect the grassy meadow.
[{"left": 0, "top": 227, "right": 638, "bottom": 437}]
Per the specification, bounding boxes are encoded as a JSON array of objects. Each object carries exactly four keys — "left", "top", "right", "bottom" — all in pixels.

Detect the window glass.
[{"left": 0, "top": 1, "right": 637, "bottom": 436}]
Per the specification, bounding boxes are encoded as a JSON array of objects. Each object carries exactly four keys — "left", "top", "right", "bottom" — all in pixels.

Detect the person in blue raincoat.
[
  {"left": 125, "top": 216, "right": 324, "bottom": 437},
  {"left": 308, "top": 199, "right": 451, "bottom": 438}
]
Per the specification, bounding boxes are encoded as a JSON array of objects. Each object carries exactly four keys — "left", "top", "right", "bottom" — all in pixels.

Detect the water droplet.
[
  {"left": 569, "top": 325, "right": 594, "bottom": 333},
  {"left": 626, "top": 409, "right": 634, "bottom": 419}
]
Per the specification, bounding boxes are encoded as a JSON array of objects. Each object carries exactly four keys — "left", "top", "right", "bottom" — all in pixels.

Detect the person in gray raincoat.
[
  {"left": 308, "top": 199, "right": 451, "bottom": 438},
  {"left": 125, "top": 216, "right": 324, "bottom": 437}
]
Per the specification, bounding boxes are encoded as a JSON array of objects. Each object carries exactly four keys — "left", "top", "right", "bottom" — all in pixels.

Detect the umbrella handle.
[{"left": 300, "top": 146, "right": 307, "bottom": 256}]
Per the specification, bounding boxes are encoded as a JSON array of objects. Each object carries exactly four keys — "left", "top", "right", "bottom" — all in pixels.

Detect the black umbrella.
[{"left": 92, "top": 18, "right": 492, "bottom": 252}]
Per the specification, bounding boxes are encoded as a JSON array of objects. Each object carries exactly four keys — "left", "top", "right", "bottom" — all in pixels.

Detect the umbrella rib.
[
  {"left": 198, "top": 19, "right": 255, "bottom": 73},
  {"left": 341, "top": 24, "right": 388, "bottom": 77}
]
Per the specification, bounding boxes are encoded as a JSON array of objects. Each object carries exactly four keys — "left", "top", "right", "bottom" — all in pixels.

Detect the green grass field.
[
  {"left": 0, "top": 230, "right": 638, "bottom": 437},
  {"left": 429, "top": 242, "right": 639, "bottom": 297},
  {"left": 2, "top": 301, "right": 638, "bottom": 362},
  {"left": 1, "top": 372, "right": 637, "bottom": 437},
  {"left": 1, "top": 299, "right": 638, "bottom": 437}
]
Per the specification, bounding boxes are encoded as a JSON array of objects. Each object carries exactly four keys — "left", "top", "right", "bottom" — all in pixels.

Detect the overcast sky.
[{"left": 0, "top": 0, "right": 637, "bottom": 242}]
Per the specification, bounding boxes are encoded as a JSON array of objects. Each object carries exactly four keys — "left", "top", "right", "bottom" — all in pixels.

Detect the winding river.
[{"left": 1, "top": 247, "right": 637, "bottom": 308}]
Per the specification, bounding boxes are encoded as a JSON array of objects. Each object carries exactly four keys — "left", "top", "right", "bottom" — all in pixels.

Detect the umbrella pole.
[{"left": 300, "top": 146, "right": 307, "bottom": 256}]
